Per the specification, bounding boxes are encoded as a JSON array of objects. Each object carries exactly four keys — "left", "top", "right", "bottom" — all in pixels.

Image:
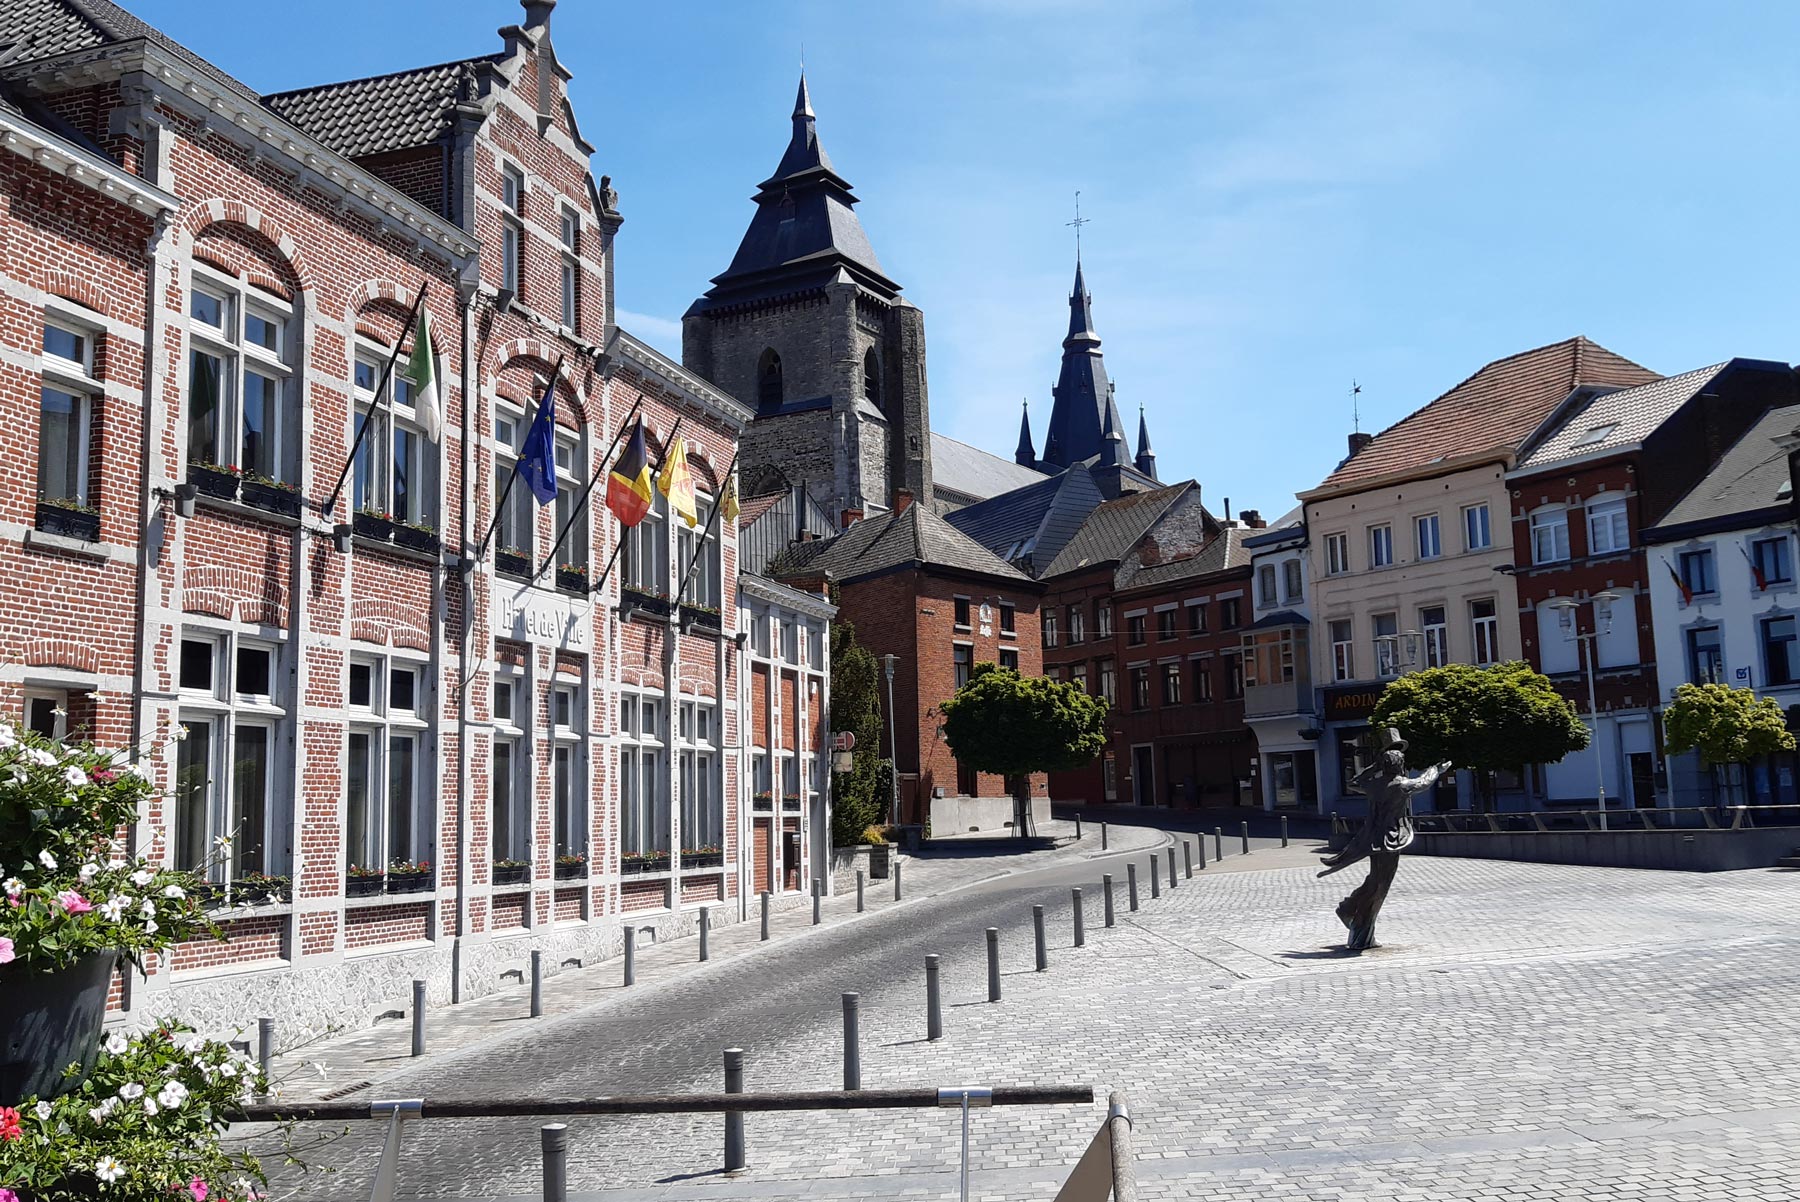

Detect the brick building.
[{"left": 0, "top": 0, "right": 817, "bottom": 1037}]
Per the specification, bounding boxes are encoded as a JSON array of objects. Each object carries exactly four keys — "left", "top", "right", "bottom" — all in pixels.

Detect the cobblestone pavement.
[{"left": 258, "top": 838, "right": 1800, "bottom": 1202}]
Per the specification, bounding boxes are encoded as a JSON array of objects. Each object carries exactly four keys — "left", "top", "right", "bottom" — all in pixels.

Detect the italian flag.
[{"left": 404, "top": 307, "right": 443, "bottom": 443}]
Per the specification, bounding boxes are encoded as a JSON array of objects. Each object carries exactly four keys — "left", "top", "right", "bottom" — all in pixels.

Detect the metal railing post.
[
  {"left": 1103, "top": 874, "right": 1115, "bottom": 927},
  {"left": 699, "top": 907, "right": 711, "bottom": 962},
  {"left": 1108, "top": 1090, "right": 1136, "bottom": 1202},
  {"left": 856, "top": 870, "right": 865, "bottom": 913},
  {"left": 1033, "top": 904, "right": 1048, "bottom": 971},
  {"left": 1071, "top": 887, "right": 1085, "bottom": 947},
  {"left": 926, "top": 955, "right": 943, "bottom": 1041},
  {"left": 257, "top": 1017, "right": 274, "bottom": 1090},
  {"left": 623, "top": 926, "right": 636, "bottom": 986},
  {"left": 410, "top": 980, "right": 426, "bottom": 1058},
  {"left": 842, "top": 993, "right": 862, "bottom": 1090},
  {"left": 540, "top": 1123, "right": 568, "bottom": 1202},
  {"left": 530, "top": 950, "right": 544, "bottom": 1017},
  {"left": 760, "top": 891, "right": 770, "bottom": 941},
  {"left": 1127, "top": 862, "right": 1139, "bottom": 911},
  {"left": 1183, "top": 840, "right": 1193, "bottom": 878},
  {"left": 723, "top": 1047, "right": 745, "bottom": 1171},
  {"left": 986, "top": 927, "right": 1001, "bottom": 1001}
]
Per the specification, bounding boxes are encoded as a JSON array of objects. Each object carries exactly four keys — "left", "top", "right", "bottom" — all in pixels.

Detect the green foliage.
[
  {"left": 1663, "top": 682, "right": 1797, "bottom": 766},
  {"left": 828, "top": 621, "right": 891, "bottom": 845},
  {"left": 1369, "top": 661, "right": 1589, "bottom": 774},
  {"left": 938, "top": 664, "right": 1110, "bottom": 783}
]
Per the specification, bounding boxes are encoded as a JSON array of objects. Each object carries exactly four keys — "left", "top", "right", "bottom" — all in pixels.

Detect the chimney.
[
  {"left": 521, "top": 0, "right": 555, "bottom": 30},
  {"left": 1347, "top": 431, "right": 1374, "bottom": 457},
  {"left": 841, "top": 508, "right": 864, "bottom": 528},
  {"left": 1241, "top": 509, "right": 1265, "bottom": 529},
  {"left": 893, "top": 488, "right": 914, "bottom": 514}
]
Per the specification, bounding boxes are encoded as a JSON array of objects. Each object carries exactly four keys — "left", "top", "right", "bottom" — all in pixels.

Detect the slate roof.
[
  {"left": 772, "top": 503, "right": 1032, "bottom": 585},
  {"left": 1311, "top": 337, "right": 1658, "bottom": 493},
  {"left": 264, "top": 58, "right": 495, "bottom": 159},
  {"left": 3, "top": 0, "right": 260, "bottom": 102},
  {"left": 1116, "top": 525, "right": 1253, "bottom": 592},
  {"left": 1646, "top": 404, "right": 1800, "bottom": 535},
  {"left": 931, "top": 432, "right": 1047, "bottom": 503},
  {"left": 942, "top": 467, "right": 1107, "bottom": 575},
  {"left": 1039, "top": 483, "right": 1191, "bottom": 580},
  {"left": 1514, "top": 363, "right": 1729, "bottom": 472}
]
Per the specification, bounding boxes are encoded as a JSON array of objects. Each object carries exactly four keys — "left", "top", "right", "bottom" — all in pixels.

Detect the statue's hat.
[{"left": 1380, "top": 726, "right": 1407, "bottom": 751}]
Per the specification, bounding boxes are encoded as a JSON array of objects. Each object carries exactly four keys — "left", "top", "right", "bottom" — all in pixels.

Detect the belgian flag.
[{"left": 605, "top": 418, "right": 655, "bottom": 527}]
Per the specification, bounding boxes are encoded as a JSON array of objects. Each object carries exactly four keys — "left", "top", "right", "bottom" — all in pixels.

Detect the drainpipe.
[{"left": 453, "top": 279, "right": 478, "bottom": 1002}]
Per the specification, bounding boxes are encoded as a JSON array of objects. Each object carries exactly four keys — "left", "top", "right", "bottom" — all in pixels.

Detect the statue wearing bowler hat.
[{"left": 1318, "top": 727, "right": 1452, "bottom": 950}]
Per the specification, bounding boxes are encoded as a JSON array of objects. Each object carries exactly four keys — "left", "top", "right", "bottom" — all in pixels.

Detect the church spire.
[
  {"left": 1097, "top": 389, "right": 1125, "bottom": 467},
  {"left": 1041, "top": 257, "right": 1115, "bottom": 471},
  {"left": 1015, "top": 400, "right": 1036, "bottom": 467},
  {"left": 1135, "top": 405, "right": 1157, "bottom": 480},
  {"left": 1066, "top": 259, "right": 1099, "bottom": 346}
]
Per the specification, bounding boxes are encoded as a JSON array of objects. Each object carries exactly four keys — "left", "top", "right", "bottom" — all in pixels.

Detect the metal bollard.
[
  {"left": 1214, "top": 827, "right": 1224, "bottom": 862},
  {"left": 760, "top": 891, "right": 770, "bottom": 941},
  {"left": 1103, "top": 874, "right": 1116, "bottom": 927},
  {"left": 699, "top": 907, "right": 711, "bottom": 962},
  {"left": 1183, "top": 840, "right": 1194, "bottom": 879},
  {"left": 541, "top": 1123, "right": 568, "bottom": 1202},
  {"left": 1101, "top": 821, "right": 1109, "bottom": 850},
  {"left": 623, "top": 926, "right": 636, "bottom": 986},
  {"left": 530, "top": 950, "right": 544, "bottom": 1018},
  {"left": 1198, "top": 834, "right": 1208, "bottom": 869},
  {"left": 723, "top": 1047, "right": 745, "bottom": 1171},
  {"left": 257, "top": 1017, "right": 274, "bottom": 1088},
  {"left": 986, "top": 927, "right": 1001, "bottom": 1001},
  {"left": 1149, "top": 856, "right": 1161, "bottom": 899},
  {"left": 1033, "top": 904, "right": 1048, "bottom": 971},
  {"left": 894, "top": 859, "right": 903, "bottom": 901},
  {"left": 1076, "top": 815, "right": 1083, "bottom": 841},
  {"left": 1242, "top": 821, "right": 1250, "bottom": 855},
  {"left": 856, "top": 870, "right": 865, "bottom": 913},
  {"left": 1072, "top": 887, "right": 1085, "bottom": 947},
  {"left": 1127, "top": 862, "right": 1140, "bottom": 911},
  {"left": 812, "top": 879, "right": 822, "bottom": 925},
  {"left": 926, "top": 955, "right": 943, "bottom": 1041},
  {"left": 842, "top": 993, "right": 862, "bottom": 1090},
  {"left": 1168, "top": 846, "right": 1178, "bottom": 889},
  {"left": 411, "top": 979, "right": 426, "bottom": 1057},
  {"left": 1282, "top": 814, "right": 1290, "bottom": 847}
]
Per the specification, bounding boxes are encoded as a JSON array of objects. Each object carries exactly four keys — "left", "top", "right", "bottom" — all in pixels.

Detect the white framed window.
[
  {"left": 1257, "top": 564, "right": 1278, "bottom": 609},
  {"left": 353, "top": 347, "right": 434, "bottom": 525},
  {"left": 1463, "top": 503, "right": 1492, "bottom": 551},
  {"left": 1043, "top": 610, "right": 1059, "bottom": 649},
  {"left": 1421, "top": 606, "right": 1448, "bottom": 668},
  {"left": 1095, "top": 604, "right": 1113, "bottom": 639},
  {"left": 1282, "top": 558, "right": 1303, "bottom": 603},
  {"left": 501, "top": 162, "right": 525, "bottom": 295},
  {"left": 345, "top": 653, "right": 431, "bottom": 876},
  {"left": 1415, "top": 513, "right": 1441, "bottom": 560},
  {"left": 1587, "top": 497, "right": 1628, "bottom": 556},
  {"left": 676, "top": 491, "right": 722, "bottom": 609},
  {"left": 1369, "top": 525, "right": 1394, "bottom": 569},
  {"left": 1330, "top": 619, "right": 1354, "bottom": 682},
  {"left": 23, "top": 689, "right": 70, "bottom": 740},
  {"left": 620, "top": 689, "right": 670, "bottom": 859},
  {"left": 622, "top": 488, "right": 669, "bottom": 595},
  {"left": 559, "top": 206, "right": 580, "bottom": 331},
  {"left": 1471, "top": 599, "right": 1500, "bottom": 665},
  {"left": 186, "top": 270, "right": 294, "bottom": 483},
  {"left": 553, "top": 432, "right": 588, "bottom": 573},
  {"left": 1067, "top": 605, "right": 1085, "bottom": 644},
  {"left": 1325, "top": 532, "right": 1349, "bottom": 576},
  {"left": 678, "top": 698, "right": 721, "bottom": 857},
  {"left": 1372, "top": 612, "right": 1399, "bottom": 678},
  {"left": 1531, "top": 509, "right": 1570, "bottom": 564},
  {"left": 1752, "top": 536, "right": 1793, "bottom": 587},
  {"left": 493, "top": 407, "right": 534, "bottom": 559},
  {"left": 173, "top": 628, "right": 290, "bottom": 883},
  {"left": 552, "top": 680, "right": 586, "bottom": 862},
  {"left": 491, "top": 667, "right": 527, "bottom": 863},
  {"left": 39, "top": 319, "right": 97, "bottom": 512}
]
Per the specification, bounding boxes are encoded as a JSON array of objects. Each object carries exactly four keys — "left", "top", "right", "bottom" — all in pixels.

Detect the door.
[
  {"left": 1629, "top": 753, "right": 1656, "bottom": 809},
  {"left": 955, "top": 758, "right": 977, "bottom": 797},
  {"left": 1133, "top": 746, "right": 1155, "bottom": 806}
]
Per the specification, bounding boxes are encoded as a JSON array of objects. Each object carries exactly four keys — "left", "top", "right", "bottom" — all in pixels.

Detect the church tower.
[
  {"left": 1040, "top": 259, "right": 1119, "bottom": 472},
  {"left": 683, "top": 74, "right": 931, "bottom": 522}
]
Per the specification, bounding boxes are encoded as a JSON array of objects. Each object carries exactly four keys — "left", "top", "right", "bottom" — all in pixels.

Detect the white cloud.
[{"left": 615, "top": 309, "right": 683, "bottom": 357}]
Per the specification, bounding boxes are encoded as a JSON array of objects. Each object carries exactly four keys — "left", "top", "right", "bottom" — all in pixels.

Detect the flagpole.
[
  {"left": 590, "top": 415, "right": 684, "bottom": 601},
  {"left": 532, "top": 395, "right": 643, "bottom": 581},
  {"left": 672, "top": 451, "right": 739, "bottom": 611},
  {"left": 322, "top": 282, "right": 429, "bottom": 518},
  {"left": 473, "top": 354, "right": 566, "bottom": 562}
]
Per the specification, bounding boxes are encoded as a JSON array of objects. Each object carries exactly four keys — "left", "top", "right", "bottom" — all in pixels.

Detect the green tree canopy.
[
  {"left": 1369, "top": 661, "right": 1589, "bottom": 780},
  {"left": 938, "top": 664, "right": 1109, "bottom": 834},
  {"left": 828, "top": 619, "right": 891, "bottom": 845},
  {"left": 1664, "top": 682, "right": 1797, "bottom": 766}
]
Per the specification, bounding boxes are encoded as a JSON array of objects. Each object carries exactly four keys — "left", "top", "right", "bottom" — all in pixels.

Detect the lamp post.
[
  {"left": 881, "top": 653, "right": 900, "bottom": 827},
  {"left": 1546, "top": 591, "right": 1621, "bottom": 832}
]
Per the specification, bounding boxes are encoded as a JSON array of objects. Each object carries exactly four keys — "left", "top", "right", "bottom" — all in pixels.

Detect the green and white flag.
[{"left": 403, "top": 306, "right": 443, "bottom": 442}]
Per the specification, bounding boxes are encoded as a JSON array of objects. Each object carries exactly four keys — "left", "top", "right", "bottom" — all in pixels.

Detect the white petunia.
[
  {"left": 94, "top": 1155, "right": 125, "bottom": 1183},
  {"left": 0, "top": 722, "right": 14, "bottom": 749},
  {"left": 104, "top": 1032, "right": 129, "bottom": 1055},
  {"left": 140, "top": 898, "right": 156, "bottom": 917},
  {"left": 142, "top": 918, "right": 158, "bottom": 935},
  {"left": 217, "top": 1060, "right": 237, "bottom": 1079},
  {"left": 79, "top": 862, "right": 100, "bottom": 883},
  {"left": 100, "top": 897, "right": 127, "bottom": 922},
  {"left": 129, "top": 869, "right": 154, "bottom": 887},
  {"left": 2, "top": 878, "right": 22, "bottom": 899},
  {"left": 177, "top": 1034, "right": 205, "bottom": 1054},
  {"left": 88, "top": 1104, "right": 109, "bottom": 1123},
  {"left": 34, "top": 1101, "right": 51, "bottom": 1121},
  {"left": 63, "top": 765, "right": 88, "bottom": 788},
  {"left": 156, "top": 1081, "right": 188, "bottom": 1109},
  {"left": 162, "top": 884, "right": 186, "bottom": 900},
  {"left": 27, "top": 747, "right": 57, "bottom": 767},
  {"left": 117, "top": 1082, "right": 144, "bottom": 1100},
  {"left": 142, "top": 1096, "right": 158, "bottom": 1116},
  {"left": 38, "top": 849, "right": 57, "bottom": 870}
]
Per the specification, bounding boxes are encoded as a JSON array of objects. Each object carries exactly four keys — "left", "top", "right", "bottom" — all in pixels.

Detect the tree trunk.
[{"left": 1008, "top": 775, "right": 1034, "bottom": 838}]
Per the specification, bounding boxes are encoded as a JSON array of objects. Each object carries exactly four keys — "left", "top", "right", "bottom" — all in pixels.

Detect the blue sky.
[{"left": 134, "top": 1, "right": 1800, "bottom": 515}]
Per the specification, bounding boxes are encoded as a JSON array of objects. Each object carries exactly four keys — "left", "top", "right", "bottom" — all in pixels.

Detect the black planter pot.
[
  {"left": 189, "top": 465, "right": 240, "bottom": 501},
  {"left": 353, "top": 512, "right": 394, "bottom": 541},
  {"left": 556, "top": 568, "right": 588, "bottom": 594},
  {"left": 0, "top": 950, "right": 118, "bottom": 1106},
  {"left": 35, "top": 503, "right": 100, "bottom": 542},
  {"left": 680, "top": 851, "right": 723, "bottom": 870},
  {"left": 621, "top": 586, "right": 671, "bottom": 618},
  {"left": 240, "top": 479, "right": 303, "bottom": 518},
  {"left": 554, "top": 861, "right": 589, "bottom": 880},
  {"left": 621, "top": 854, "right": 669, "bottom": 876},
  {"left": 495, "top": 550, "right": 529, "bottom": 578},
  {"left": 679, "top": 604, "right": 723, "bottom": 634},
  {"left": 386, "top": 871, "right": 432, "bottom": 895},
  {"left": 347, "top": 874, "right": 385, "bottom": 897},
  {"left": 391, "top": 525, "right": 440, "bottom": 554},
  {"left": 493, "top": 863, "right": 529, "bottom": 886}
]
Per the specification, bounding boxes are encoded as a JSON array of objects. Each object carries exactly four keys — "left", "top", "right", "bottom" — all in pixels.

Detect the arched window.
[
  {"left": 862, "top": 347, "right": 880, "bottom": 411},
  {"left": 757, "top": 349, "right": 783, "bottom": 410}
]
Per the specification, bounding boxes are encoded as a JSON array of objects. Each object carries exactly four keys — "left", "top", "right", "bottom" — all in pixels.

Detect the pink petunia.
[
  {"left": 190, "top": 1178, "right": 209, "bottom": 1202},
  {"left": 56, "top": 890, "right": 93, "bottom": 914},
  {"left": 1, "top": 1187, "right": 20, "bottom": 1202},
  {"left": 0, "top": 937, "right": 13, "bottom": 965}
]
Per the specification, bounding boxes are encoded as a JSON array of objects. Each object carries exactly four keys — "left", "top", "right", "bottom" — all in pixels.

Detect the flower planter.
[
  {"left": 621, "top": 853, "right": 670, "bottom": 876},
  {"left": 495, "top": 549, "right": 529, "bottom": 579},
  {"left": 230, "top": 876, "right": 291, "bottom": 905},
  {"left": 0, "top": 949, "right": 118, "bottom": 1106},
  {"left": 35, "top": 502, "right": 100, "bottom": 542},
  {"left": 554, "top": 860, "right": 589, "bottom": 880},
  {"left": 240, "top": 479, "right": 302, "bottom": 518},
  {"left": 680, "top": 851, "right": 723, "bottom": 870},
  {"left": 679, "top": 604, "right": 723, "bottom": 634},
  {"left": 392, "top": 524, "right": 440, "bottom": 554},
  {"left": 346, "top": 874, "right": 385, "bottom": 898},
  {"left": 492, "top": 863, "right": 529, "bottom": 886},
  {"left": 189, "top": 465, "right": 240, "bottom": 501},
  {"left": 353, "top": 512, "right": 394, "bottom": 541},
  {"left": 620, "top": 586, "right": 670, "bottom": 617},
  {"left": 386, "top": 871, "right": 432, "bottom": 895},
  {"left": 556, "top": 567, "right": 588, "bottom": 594}
]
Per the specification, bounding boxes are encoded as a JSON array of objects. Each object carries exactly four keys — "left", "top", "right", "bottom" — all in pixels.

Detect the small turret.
[
  {"left": 1015, "top": 400, "right": 1036, "bottom": 467},
  {"left": 1134, "top": 405, "right": 1157, "bottom": 480}
]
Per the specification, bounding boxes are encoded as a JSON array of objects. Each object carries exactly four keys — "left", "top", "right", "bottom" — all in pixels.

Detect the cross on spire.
[{"left": 1067, "top": 190, "right": 1090, "bottom": 262}]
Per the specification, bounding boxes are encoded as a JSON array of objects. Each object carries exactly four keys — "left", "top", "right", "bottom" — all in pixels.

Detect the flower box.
[
  {"left": 680, "top": 603, "right": 723, "bottom": 634},
  {"left": 240, "top": 477, "right": 302, "bottom": 518},
  {"left": 782, "top": 793, "right": 803, "bottom": 811},
  {"left": 752, "top": 790, "right": 774, "bottom": 810},
  {"left": 189, "top": 463, "right": 240, "bottom": 501},
  {"left": 230, "top": 874, "right": 291, "bottom": 905},
  {"left": 493, "top": 862, "right": 529, "bottom": 886},
  {"left": 620, "top": 586, "right": 671, "bottom": 617},
  {"left": 353, "top": 511, "right": 394, "bottom": 541},
  {"left": 386, "top": 870, "right": 432, "bottom": 895},
  {"left": 35, "top": 501, "right": 100, "bottom": 542},
  {"left": 681, "top": 849, "right": 723, "bottom": 870},
  {"left": 556, "top": 566, "right": 589, "bottom": 594},
  {"left": 392, "top": 523, "right": 440, "bottom": 554},
  {"left": 495, "top": 549, "right": 529, "bottom": 579},
  {"left": 346, "top": 872, "right": 385, "bottom": 898},
  {"left": 554, "top": 858, "right": 589, "bottom": 880},
  {"left": 621, "top": 852, "right": 670, "bottom": 875}
]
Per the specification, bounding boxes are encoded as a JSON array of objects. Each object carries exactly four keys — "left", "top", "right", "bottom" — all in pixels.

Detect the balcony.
[{"left": 1245, "top": 678, "right": 1315, "bottom": 721}]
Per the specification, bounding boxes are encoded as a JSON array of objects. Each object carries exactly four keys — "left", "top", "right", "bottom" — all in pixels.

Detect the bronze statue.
[{"left": 1318, "top": 728, "right": 1452, "bottom": 950}]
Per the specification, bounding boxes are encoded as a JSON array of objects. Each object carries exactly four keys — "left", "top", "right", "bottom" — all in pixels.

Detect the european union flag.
[{"left": 517, "top": 376, "right": 558, "bottom": 505}]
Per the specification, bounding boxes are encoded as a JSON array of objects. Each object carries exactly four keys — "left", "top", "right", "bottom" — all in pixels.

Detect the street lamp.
[
  {"left": 1546, "top": 591, "right": 1622, "bottom": 832},
  {"left": 880, "top": 653, "right": 900, "bottom": 827}
]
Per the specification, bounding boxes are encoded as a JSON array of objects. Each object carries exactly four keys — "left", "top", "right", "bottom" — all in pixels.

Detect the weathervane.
[
  {"left": 1351, "top": 379, "right": 1362, "bottom": 434},
  {"left": 1067, "top": 190, "right": 1090, "bottom": 261}
]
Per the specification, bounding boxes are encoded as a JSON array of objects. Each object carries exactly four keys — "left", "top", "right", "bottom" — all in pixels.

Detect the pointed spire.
[
  {"left": 793, "top": 70, "right": 814, "bottom": 119},
  {"left": 1134, "top": 404, "right": 1157, "bottom": 480},
  {"left": 772, "top": 69, "right": 836, "bottom": 181},
  {"left": 1042, "top": 256, "right": 1114, "bottom": 471},
  {"left": 1066, "top": 259, "right": 1099, "bottom": 346},
  {"left": 1015, "top": 400, "right": 1036, "bottom": 467},
  {"left": 1098, "top": 391, "right": 1125, "bottom": 467}
]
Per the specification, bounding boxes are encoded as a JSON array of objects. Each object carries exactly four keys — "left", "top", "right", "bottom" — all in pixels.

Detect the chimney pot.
[
  {"left": 1348, "top": 431, "right": 1374, "bottom": 457},
  {"left": 1241, "top": 509, "right": 1265, "bottom": 528},
  {"left": 521, "top": 0, "right": 555, "bottom": 29}
]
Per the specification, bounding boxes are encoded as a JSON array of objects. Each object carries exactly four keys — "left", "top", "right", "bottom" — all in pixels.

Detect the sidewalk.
[{"left": 268, "top": 816, "right": 1168, "bottom": 1103}]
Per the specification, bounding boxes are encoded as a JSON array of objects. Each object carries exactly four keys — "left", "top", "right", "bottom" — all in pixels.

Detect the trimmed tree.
[
  {"left": 1663, "top": 682, "right": 1796, "bottom": 805},
  {"left": 938, "top": 663, "right": 1110, "bottom": 836},
  {"left": 828, "top": 619, "right": 891, "bottom": 846},
  {"left": 1369, "top": 661, "right": 1589, "bottom": 810}
]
